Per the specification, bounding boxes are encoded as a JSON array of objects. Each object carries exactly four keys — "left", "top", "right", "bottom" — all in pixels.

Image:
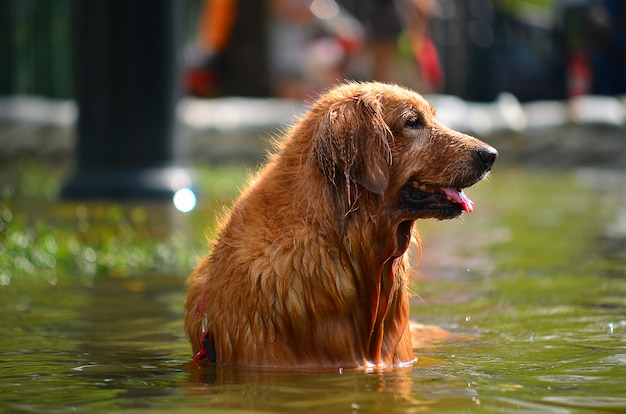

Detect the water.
[{"left": 1, "top": 165, "right": 626, "bottom": 413}]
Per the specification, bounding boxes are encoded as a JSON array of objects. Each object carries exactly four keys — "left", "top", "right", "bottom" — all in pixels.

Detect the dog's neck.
[{"left": 340, "top": 215, "right": 413, "bottom": 365}]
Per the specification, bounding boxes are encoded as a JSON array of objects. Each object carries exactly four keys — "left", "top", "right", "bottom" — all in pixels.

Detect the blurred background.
[
  {"left": 1, "top": 0, "right": 624, "bottom": 171},
  {"left": 1, "top": 0, "right": 624, "bottom": 101}
]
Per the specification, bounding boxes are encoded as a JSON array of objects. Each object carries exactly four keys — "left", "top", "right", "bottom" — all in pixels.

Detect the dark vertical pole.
[{"left": 62, "top": 0, "right": 194, "bottom": 199}]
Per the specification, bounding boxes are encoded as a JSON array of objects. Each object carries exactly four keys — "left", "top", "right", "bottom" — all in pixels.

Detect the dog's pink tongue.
[{"left": 441, "top": 188, "right": 474, "bottom": 213}]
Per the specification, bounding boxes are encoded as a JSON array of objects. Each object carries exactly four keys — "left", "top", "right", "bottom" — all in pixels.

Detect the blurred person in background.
[
  {"left": 186, "top": 0, "right": 270, "bottom": 97},
  {"left": 185, "top": 0, "right": 237, "bottom": 97},
  {"left": 186, "top": 0, "right": 364, "bottom": 99},
  {"left": 185, "top": 0, "right": 440, "bottom": 98},
  {"left": 338, "top": 0, "right": 403, "bottom": 82},
  {"left": 399, "top": 0, "right": 442, "bottom": 92},
  {"left": 560, "top": 0, "right": 625, "bottom": 97},
  {"left": 585, "top": 0, "right": 625, "bottom": 95},
  {"left": 268, "top": 0, "right": 364, "bottom": 99},
  {"left": 310, "top": 0, "right": 441, "bottom": 92},
  {"left": 268, "top": 0, "right": 319, "bottom": 98}
]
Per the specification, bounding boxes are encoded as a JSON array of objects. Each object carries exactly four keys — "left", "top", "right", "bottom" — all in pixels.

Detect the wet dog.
[{"left": 185, "top": 82, "right": 497, "bottom": 369}]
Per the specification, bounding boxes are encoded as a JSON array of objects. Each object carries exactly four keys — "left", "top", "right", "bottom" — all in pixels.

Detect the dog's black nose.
[{"left": 477, "top": 146, "right": 498, "bottom": 169}]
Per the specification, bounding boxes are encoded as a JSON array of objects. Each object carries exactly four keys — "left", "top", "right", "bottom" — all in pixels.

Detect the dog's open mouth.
[
  {"left": 409, "top": 181, "right": 474, "bottom": 213},
  {"left": 401, "top": 180, "right": 474, "bottom": 218}
]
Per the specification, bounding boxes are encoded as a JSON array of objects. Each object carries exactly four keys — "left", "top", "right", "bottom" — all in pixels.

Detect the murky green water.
[{"left": 1, "top": 164, "right": 626, "bottom": 413}]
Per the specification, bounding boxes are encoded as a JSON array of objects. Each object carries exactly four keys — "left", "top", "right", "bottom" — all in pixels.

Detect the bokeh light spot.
[{"left": 173, "top": 188, "right": 197, "bottom": 213}]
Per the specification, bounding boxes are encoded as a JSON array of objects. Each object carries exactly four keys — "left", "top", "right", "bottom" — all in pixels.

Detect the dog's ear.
[{"left": 313, "top": 93, "right": 392, "bottom": 198}]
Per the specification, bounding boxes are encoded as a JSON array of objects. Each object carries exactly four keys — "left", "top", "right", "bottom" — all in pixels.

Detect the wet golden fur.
[{"left": 185, "top": 82, "right": 495, "bottom": 369}]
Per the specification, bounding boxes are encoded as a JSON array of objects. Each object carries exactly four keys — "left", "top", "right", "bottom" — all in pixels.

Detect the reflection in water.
[
  {"left": 1, "top": 168, "right": 626, "bottom": 412},
  {"left": 186, "top": 364, "right": 433, "bottom": 412}
]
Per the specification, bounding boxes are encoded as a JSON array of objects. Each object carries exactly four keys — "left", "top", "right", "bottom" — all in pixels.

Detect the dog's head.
[{"left": 310, "top": 82, "right": 497, "bottom": 224}]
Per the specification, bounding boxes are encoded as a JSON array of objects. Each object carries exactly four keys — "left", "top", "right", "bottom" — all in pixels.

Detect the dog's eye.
[{"left": 404, "top": 117, "right": 423, "bottom": 129}]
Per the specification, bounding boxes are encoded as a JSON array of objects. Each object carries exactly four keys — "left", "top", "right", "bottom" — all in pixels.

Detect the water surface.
[{"left": 1, "top": 166, "right": 625, "bottom": 413}]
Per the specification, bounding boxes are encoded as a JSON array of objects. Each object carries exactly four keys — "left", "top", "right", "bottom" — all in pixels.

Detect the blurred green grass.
[{"left": 0, "top": 158, "right": 250, "bottom": 286}]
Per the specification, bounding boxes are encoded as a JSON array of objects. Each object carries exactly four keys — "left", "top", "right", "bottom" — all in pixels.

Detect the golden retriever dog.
[{"left": 185, "top": 82, "right": 497, "bottom": 369}]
